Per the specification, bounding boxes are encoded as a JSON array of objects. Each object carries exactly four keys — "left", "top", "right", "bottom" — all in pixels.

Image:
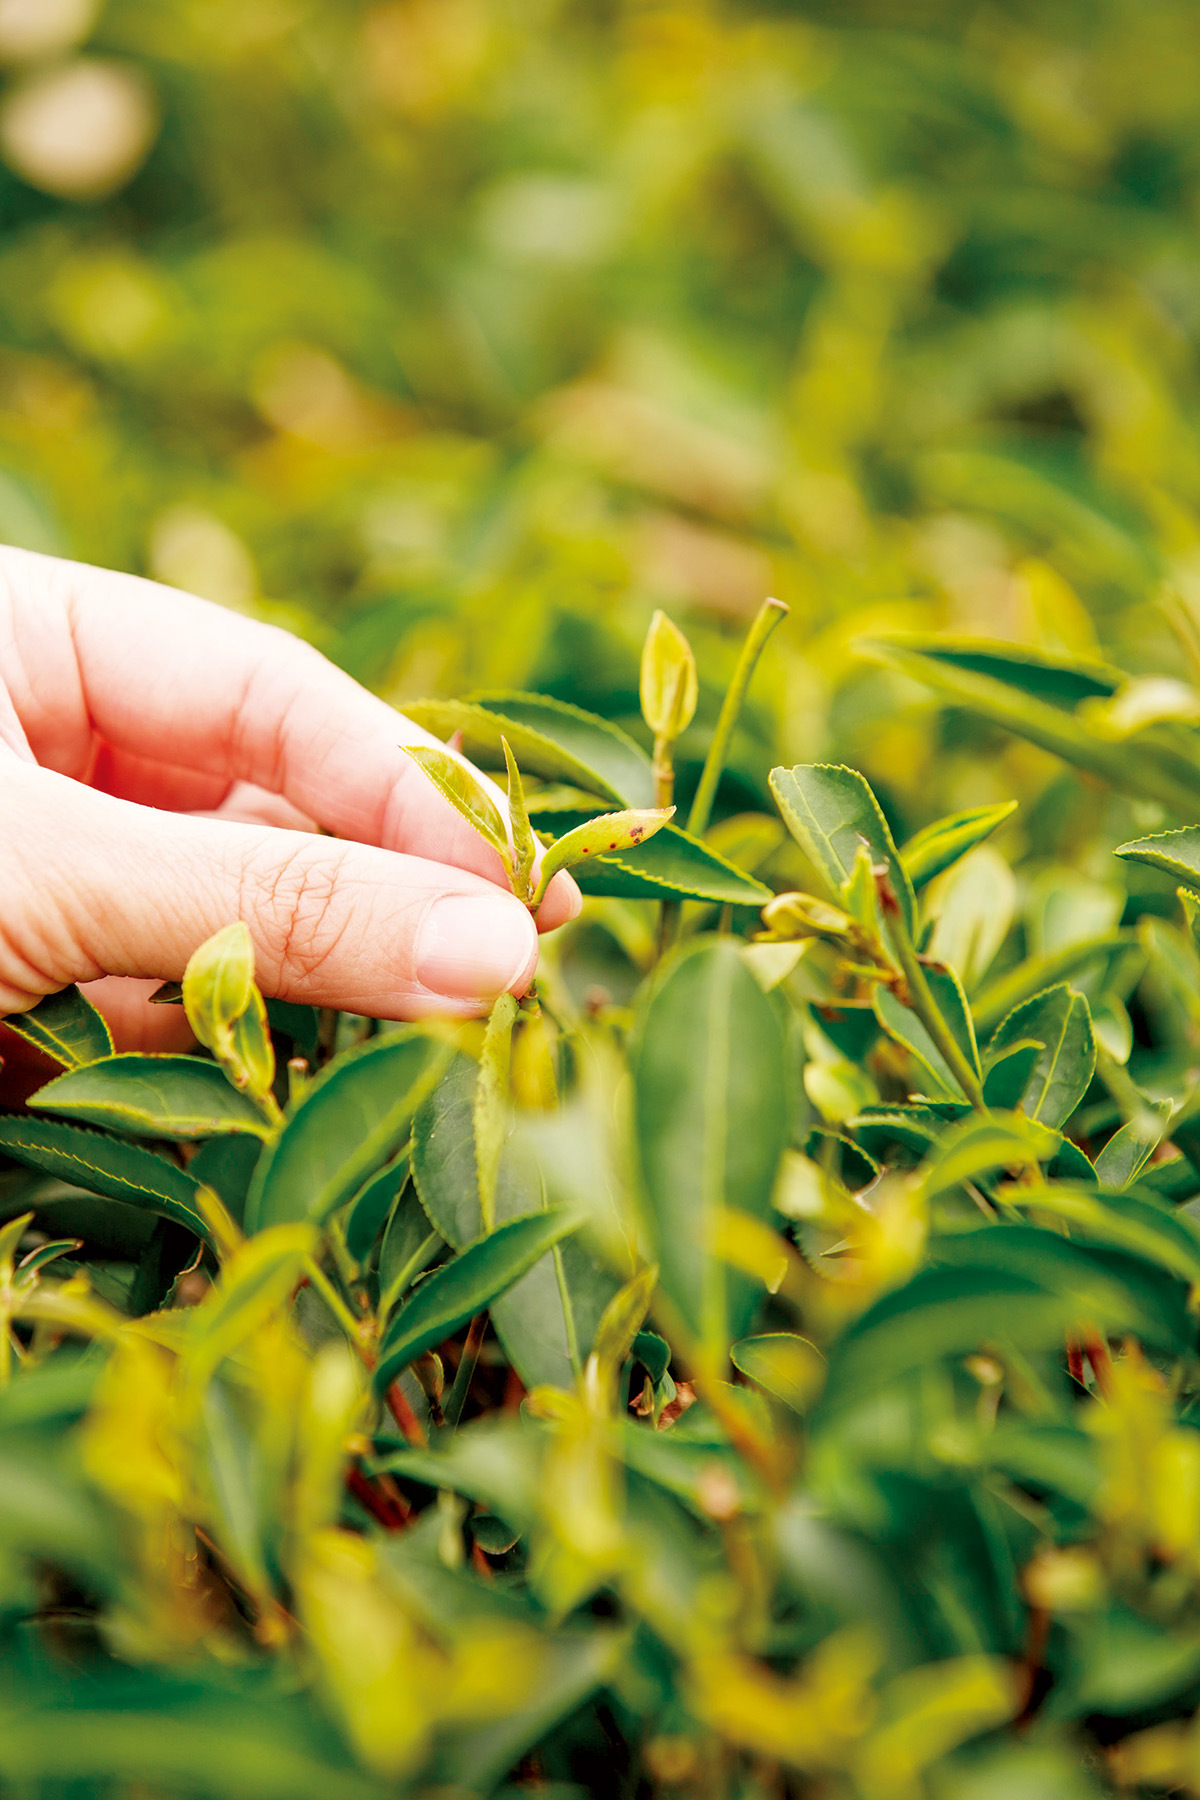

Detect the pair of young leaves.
[{"left": 403, "top": 735, "right": 673, "bottom": 910}]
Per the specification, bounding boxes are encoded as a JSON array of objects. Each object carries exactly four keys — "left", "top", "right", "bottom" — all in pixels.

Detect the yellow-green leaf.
[
  {"left": 402, "top": 743, "right": 510, "bottom": 865},
  {"left": 532, "top": 807, "right": 674, "bottom": 908}
]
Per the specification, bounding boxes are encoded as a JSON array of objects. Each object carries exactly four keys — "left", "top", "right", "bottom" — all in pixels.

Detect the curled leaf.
[
  {"left": 502, "top": 736, "right": 537, "bottom": 902},
  {"left": 532, "top": 807, "right": 674, "bottom": 909}
]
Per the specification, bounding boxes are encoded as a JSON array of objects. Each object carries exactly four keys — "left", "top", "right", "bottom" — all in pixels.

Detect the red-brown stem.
[
  {"left": 347, "top": 1466, "right": 405, "bottom": 1530},
  {"left": 386, "top": 1380, "right": 429, "bottom": 1448},
  {"left": 1066, "top": 1338, "right": 1085, "bottom": 1386}
]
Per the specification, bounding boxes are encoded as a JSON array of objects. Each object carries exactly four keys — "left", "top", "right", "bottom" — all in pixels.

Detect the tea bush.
[{"left": 8, "top": 604, "right": 1200, "bottom": 1797}]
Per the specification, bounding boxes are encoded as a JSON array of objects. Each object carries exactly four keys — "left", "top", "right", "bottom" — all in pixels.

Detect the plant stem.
[
  {"left": 443, "top": 1311, "right": 488, "bottom": 1429},
  {"left": 378, "top": 1229, "right": 442, "bottom": 1320},
  {"left": 890, "top": 928, "right": 988, "bottom": 1111},
  {"left": 687, "top": 599, "right": 788, "bottom": 839},
  {"left": 305, "top": 1257, "right": 368, "bottom": 1348}
]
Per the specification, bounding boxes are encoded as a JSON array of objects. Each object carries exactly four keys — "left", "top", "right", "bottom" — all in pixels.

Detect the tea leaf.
[
  {"left": 528, "top": 810, "right": 770, "bottom": 905},
  {"left": 981, "top": 1039, "right": 1044, "bottom": 1110},
  {"left": 917, "top": 1111, "right": 1061, "bottom": 1199},
  {"left": 585, "top": 1265, "right": 657, "bottom": 1411},
  {"left": 0, "top": 1116, "right": 212, "bottom": 1247},
  {"left": 640, "top": 609, "right": 698, "bottom": 740},
  {"left": 730, "top": 1333, "right": 824, "bottom": 1413},
  {"left": 401, "top": 744, "right": 510, "bottom": 864},
  {"left": 343, "top": 1147, "right": 411, "bottom": 1263},
  {"left": 1094, "top": 1102, "right": 1172, "bottom": 1190},
  {"left": 2, "top": 986, "right": 113, "bottom": 1068},
  {"left": 1115, "top": 826, "right": 1200, "bottom": 891},
  {"left": 246, "top": 1031, "right": 451, "bottom": 1232},
  {"left": 405, "top": 695, "right": 652, "bottom": 807},
  {"left": 374, "top": 1209, "right": 579, "bottom": 1388},
  {"left": 502, "top": 737, "right": 537, "bottom": 902},
  {"left": 183, "top": 921, "right": 255, "bottom": 1050},
  {"left": 182, "top": 923, "right": 276, "bottom": 1106},
  {"left": 187, "top": 1222, "right": 316, "bottom": 1386},
  {"left": 862, "top": 636, "right": 1200, "bottom": 815},
  {"left": 900, "top": 801, "right": 1019, "bottom": 889},
  {"left": 986, "top": 985, "right": 1096, "bottom": 1129},
  {"left": 770, "top": 764, "right": 916, "bottom": 939},
  {"left": 631, "top": 938, "right": 790, "bottom": 1355},
  {"left": 475, "top": 993, "right": 518, "bottom": 1231},
  {"left": 531, "top": 807, "right": 674, "bottom": 908},
  {"left": 412, "top": 1054, "right": 618, "bottom": 1387},
  {"left": 30, "top": 1055, "right": 273, "bottom": 1141},
  {"left": 875, "top": 966, "right": 980, "bottom": 1101}
]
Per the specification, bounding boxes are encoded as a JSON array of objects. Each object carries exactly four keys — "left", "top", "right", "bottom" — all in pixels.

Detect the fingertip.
[{"left": 534, "top": 869, "right": 583, "bottom": 932}]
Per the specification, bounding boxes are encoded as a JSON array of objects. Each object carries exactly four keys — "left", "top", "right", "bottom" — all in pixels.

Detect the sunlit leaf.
[
  {"left": 2, "top": 986, "right": 113, "bottom": 1068},
  {"left": 532, "top": 806, "right": 674, "bottom": 907},
  {"left": 31, "top": 1055, "right": 272, "bottom": 1141},
  {"left": 401, "top": 744, "right": 510, "bottom": 864},
  {"left": 900, "top": 801, "right": 1019, "bottom": 889}
]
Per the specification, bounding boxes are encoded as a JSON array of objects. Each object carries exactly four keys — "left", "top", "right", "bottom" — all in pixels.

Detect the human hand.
[{"left": 0, "top": 547, "right": 580, "bottom": 1054}]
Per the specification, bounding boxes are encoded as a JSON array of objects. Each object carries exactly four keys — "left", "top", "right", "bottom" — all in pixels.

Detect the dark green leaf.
[
  {"left": 1094, "top": 1102, "right": 1171, "bottom": 1189},
  {"left": 30, "top": 1055, "right": 271, "bottom": 1142},
  {"left": 404, "top": 694, "right": 652, "bottom": 807},
  {"left": 1, "top": 986, "right": 113, "bottom": 1068},
  {"left": 769, "top": 763, "right": 916, "bottom": 937},
  {"left": 528, "top": 811, "right": 769, "bottom": 905},
  {"left": 982, "top": 1040, "right": 1043, "bottom": 1110},
  {"left": 344, "top": 1147, "right": 411, "bottom": 1262},
  {"left": 874, "top": 967, "right": 980, "bottom": 1101},
  {"left": 374, "top": 1209, "right": 579, "bottom": 1389},
  {"left": 631, "top": 938, "right": 790, "bottom": 1353},
  {"left": 0, "top": 1117, "right": 211, "bottom": 1247},
  {"left": 245, "top": 1031, "right": 450, "bottom": 1232},
  {"left": 986, "top": 986, "right": 1096, "bottom": 1129}
]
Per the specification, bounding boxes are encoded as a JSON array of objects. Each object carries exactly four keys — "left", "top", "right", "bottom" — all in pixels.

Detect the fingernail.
[{"left": 415, "top": 894, "right": 537, "bottom": 1001}]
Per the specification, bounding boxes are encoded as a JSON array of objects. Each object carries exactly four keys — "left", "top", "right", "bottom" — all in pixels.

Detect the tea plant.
[{"left": 11, "top": 607, "right": 1200, "bottom": 1798}]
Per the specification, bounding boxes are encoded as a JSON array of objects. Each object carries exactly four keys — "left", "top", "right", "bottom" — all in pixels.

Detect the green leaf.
[
  {"left": 377, "top": 1185, "right": 441, "bottom": 1316},
  {"left": 189, "top": 1135, "right": 263, "bottom": 1226},
  {"left": 182, "top": 923, "right": 275, "bottom": 1105},
  {"left": 1115, "top": 826, "right": 1200, "bottom": 891},
  {"left": 401, "top": 744, "right": 510, "bottom": 864},
  {"left": 769, "top": 764, "right": 916, "bottom": 939},
  {"left": 996, "top": 1184, "right": 1200, "bottom": 1290},
  {"left": 972, "top": 931, "right": 1135, "bottom": 1037},
  {"left": 183, "top": 921, "right": 254, "bottom": 1046},
  {"left": 820, "top": 1255, "right": 1168, "bottom": 1415},
  {"left": 245, "top": 1031, "right": 450, "bottom": 1232},
  {"left": 899, "top": 802, "right": 1019, "bottom": 889},
  {"left": 30, "top": 1055, "right": 273, "bottom": 1142},
  {"left": 986, "top": 985, "right": 1096, "bottom": 1129},
  {"left": 501, "top": 736, "right": 537, "bottom": 902},
  {"left": 917, "top": 1111, "right": 1061, "bottom": 1199},
  {"left": 374, "top": 1209, "right": 579, "bottom": 1389},
  {"left": 631, "top": 938, "right": 790, "bottom": 1354},
  {"left": 730, "top": 1333, "right": 824, "bottom": 1412},
  {"left": 982, "top": 1039, "right": 1044, "bottom": 1111},
  {"left": 188, "top": 1222, "right": 316, "bottom": 1385},
  {"left": 2, "top": 986, "right": 113, "bottom": 1068},
  {"left": 343, "top": 1146, "right": 411, "bottom": 1262},
  {"left": 0, "top": 1116, "right": 211, "bottom": 1246},
  {"left": 640, "top": 609, "right": 698, "bottom": 740},
  {"left": 526, "top": 812, "right": 770, "bottom": 905},
  {"left": 475, "top": 994, "right": 517, "bottom": 1232},
  {"left": 860, "top": 636, "right": 1200, "bottom": 815},
  {"left": 411, "top": 1054, "right": 618, "bottom": 1387},
  {"left": 532, "top": 806, "right": 675, "bottom": 907},
  {"left": 405, "top": 694, "right": 653, "bottom": 807},
  {"left": 874, "top": 966, "right": 980, "bottom": 1101},
  {"left": 1094, "top": 1102, "right": 1173, "bottom": 1189}
]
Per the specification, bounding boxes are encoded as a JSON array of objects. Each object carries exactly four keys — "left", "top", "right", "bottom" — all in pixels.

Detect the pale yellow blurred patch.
[{"left": 0, "top": 57, "right": 158, "bottom": 199}]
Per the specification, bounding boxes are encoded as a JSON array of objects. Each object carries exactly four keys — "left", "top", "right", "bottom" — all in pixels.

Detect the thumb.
[{"left": 1, "top": 764, "right": 539, "bottom": 1020}]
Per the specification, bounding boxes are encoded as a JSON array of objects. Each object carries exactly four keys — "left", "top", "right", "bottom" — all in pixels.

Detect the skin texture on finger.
[
  {"left": 81, "top": 977, "right": 199, "bottom": 1053},
  {"left": 0, "top": 762, "right": 540, "bottom": 1021},
  {"left": 0, "top": 547, "right": 580, "bottom": 931}
]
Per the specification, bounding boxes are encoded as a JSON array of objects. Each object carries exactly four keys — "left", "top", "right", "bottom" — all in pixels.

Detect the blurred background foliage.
[{"left": 4, "top": 0, "right": 1200, "bottom": 844}]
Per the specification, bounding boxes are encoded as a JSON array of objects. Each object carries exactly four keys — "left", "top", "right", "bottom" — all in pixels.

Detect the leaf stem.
[
  {"left": 305, "top": 1257, "right": 371, "bottom": 1352},
  {"left": 442, "top": 1311, "right": 488, "bottom": 1429},
  {"left": 890, "top": 928, "right": 988, "bottom": 1111},
  {"left": 687, "top": 599, "right": 788, "bottom": 839}
]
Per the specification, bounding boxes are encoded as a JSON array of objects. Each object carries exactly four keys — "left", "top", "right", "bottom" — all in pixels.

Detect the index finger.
[{"left": 4, "top": 548, "right": 581, "bottom": 930}]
